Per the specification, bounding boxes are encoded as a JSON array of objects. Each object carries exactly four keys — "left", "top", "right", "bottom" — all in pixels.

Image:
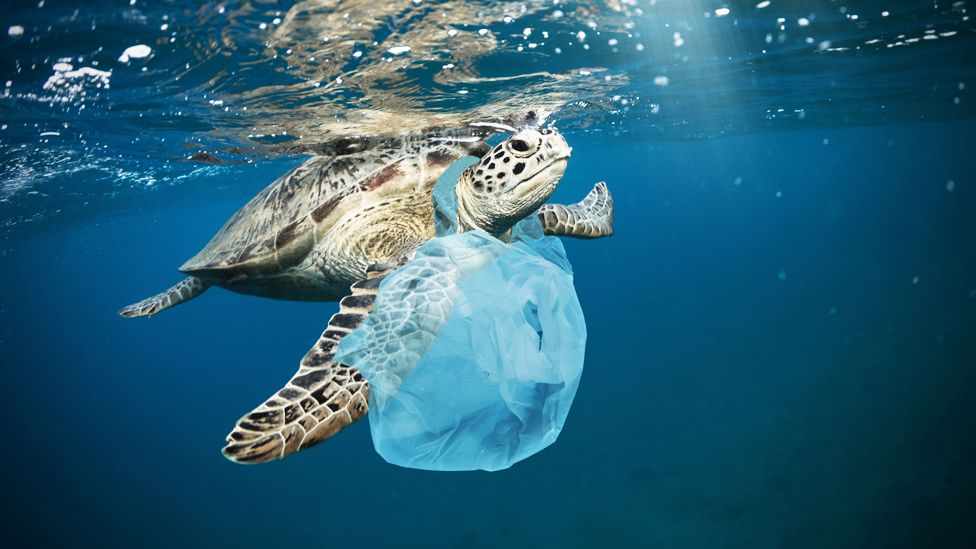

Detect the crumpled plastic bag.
[{"left": 334, "top": 222, "right": 586, "bottom": 471}]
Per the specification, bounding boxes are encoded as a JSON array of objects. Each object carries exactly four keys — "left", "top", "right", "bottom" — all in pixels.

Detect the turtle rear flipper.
[
  {"left": 221, "top": 262, "right": 397, "bottom": 464},
  {"left": 538, "top": 181, "right": 614, "bottom": 239},
  {"left": 118, "top": 276, "right": 211, "bottom": 318}
]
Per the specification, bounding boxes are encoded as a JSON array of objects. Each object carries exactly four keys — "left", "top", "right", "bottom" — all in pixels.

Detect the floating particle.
[
  {"left": 822, "top": 138, "right": 830, "bottom": 145},
  {"left": 912, "top": 276, "right": 920, "bottom": 285},
  {"left": 828, "top": 306, "right": 837, "bottom": 315},
  {"left": 353, "top": 51, "right": 362, "bottom": 58},
  {"left": 715, "top": 8, "right": 731, "bottom": 17},
  {"left": 636, "top": 43, "right": 645, "bottom": 51},
  {"left": 608, "top": 38, "right": 618, "bottom": 46},
  {"left": 53, "top": 62, "right": 73, "bottom": 72},
  {"left": 478, "top": 29, "right": 488, "bottom": 36},
  {"left": 882, "top": 11, "right": 889, "bottom": 17},
  {"left": 775, "top": 190, "right": 783, "bottom": 198},
  {"left": 523, "top": 28, "right": 532, "bottom": 37},
  {"left": 387, "top": 46, "right": 411, "bottom": 55},
  {"left": 733, "top": 177, "right": 743, "bottom": 186},
  {"left": 946, "top": 180, "right": 955, "bottom": 192},
  {"left": 778, "top": 271, "right": 787, "bottom": 281},
  {"left": 756, "top": 1, "right": 771, "bottom": 8},
  {"left": 118, "top": 44, "right": 152, "bottom": 62},
  {"left": 798, "top": 17, "right": 810, "bottom": 26},
  {"left": 673, "top": 32, "right": 684, "bottom": 47},
  {"left": 653, "top": 75, "right": 669, "bottom": 86},
  {"left": 8, "top": 25, "right": 24, "bottom": 37},
  {"left": 259, "top": 22, "right": 267, "bottom": 30},
  {"left": 577, "top": 30, "right": 586, "bottom": 42},
  {"left": 447, "top": 29, "right": 458, "bottom": 37}
]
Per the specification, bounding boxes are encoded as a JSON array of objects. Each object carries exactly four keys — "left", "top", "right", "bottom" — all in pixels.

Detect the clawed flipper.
[
  {"left": 222, "top": 262, "right": 398, "bottom": 464},
  {"left": 118, "top": 276, "right": 211, "bottom": 318},
  {"left": 538, "top": 181, "right": 614, "bottom": 239}
]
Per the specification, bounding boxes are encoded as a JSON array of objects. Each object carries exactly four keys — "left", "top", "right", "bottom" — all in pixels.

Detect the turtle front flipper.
[
  {"left": 222, "top": 262, "right": 397, "bottom": 464},
  {"left": 118, "top": 276, "right": 211, "bottom": 318},
  {"left": 538, "top": 182, "right": 614, "bottom": 239}
]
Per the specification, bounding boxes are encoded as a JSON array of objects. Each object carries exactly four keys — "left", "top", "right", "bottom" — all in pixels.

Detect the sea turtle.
[{"left": 120, "top": 122, "right": 614, "bottom": 463}]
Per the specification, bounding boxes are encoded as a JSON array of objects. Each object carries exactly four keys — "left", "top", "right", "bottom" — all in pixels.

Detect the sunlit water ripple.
[{"left": 0, "top": 0, "right": 973, "bottom": 234}]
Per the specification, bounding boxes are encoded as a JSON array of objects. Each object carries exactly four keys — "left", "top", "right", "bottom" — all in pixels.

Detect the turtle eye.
[{"left": 506, "top": 131, "right": 542, "bottom": 157}]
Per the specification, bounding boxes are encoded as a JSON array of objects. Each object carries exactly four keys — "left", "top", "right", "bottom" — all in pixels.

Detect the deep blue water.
[{"left": 2, "top": 0, "right": 976, "bottom": 547}]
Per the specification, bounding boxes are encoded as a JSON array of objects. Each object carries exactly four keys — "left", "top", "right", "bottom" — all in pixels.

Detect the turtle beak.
[
  {"left": 513, "top": 157, "right": 568, "bottom": 199},
  {"left": 546, "top": 131, "right": 572, "bottom": 162}
]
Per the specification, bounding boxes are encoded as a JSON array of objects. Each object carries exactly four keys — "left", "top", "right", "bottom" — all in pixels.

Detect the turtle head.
[{"left": 456, "top": 128, "right": 571, "bottom": 236}]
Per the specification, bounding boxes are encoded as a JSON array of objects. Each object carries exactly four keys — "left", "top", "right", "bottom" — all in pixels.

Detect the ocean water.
[{"left": 1, "top": 1, "right": 975, "bottom": 548}]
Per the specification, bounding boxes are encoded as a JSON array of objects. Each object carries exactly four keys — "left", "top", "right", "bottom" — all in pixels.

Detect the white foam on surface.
[{"left": 118, "top": 44, "right": 152, "bottom": 63}]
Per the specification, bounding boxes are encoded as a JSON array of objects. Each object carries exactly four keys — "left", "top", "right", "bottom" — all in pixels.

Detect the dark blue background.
[{"left": 1, "top": 121, "right": 974, "bottom": 547}]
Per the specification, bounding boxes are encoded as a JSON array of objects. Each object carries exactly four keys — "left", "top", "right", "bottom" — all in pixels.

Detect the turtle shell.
[{"left": 180, "top": 137, "right": 487, "bottom": 277}]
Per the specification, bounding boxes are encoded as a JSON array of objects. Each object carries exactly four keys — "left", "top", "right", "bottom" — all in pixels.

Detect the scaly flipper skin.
[
  {"left": 118, "top": 276, "right": 211, "bottom": 318},
  {"left": 538, "top": 182, "right": 614, "bottom": 239},
  {"left": 221, "top": 262, "right": 398, "bottom": 464}
]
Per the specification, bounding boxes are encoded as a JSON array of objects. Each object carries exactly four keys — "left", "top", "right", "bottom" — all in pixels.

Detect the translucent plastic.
[{"left": 334, "top": 228, "right": 586, "bottom": 471}]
